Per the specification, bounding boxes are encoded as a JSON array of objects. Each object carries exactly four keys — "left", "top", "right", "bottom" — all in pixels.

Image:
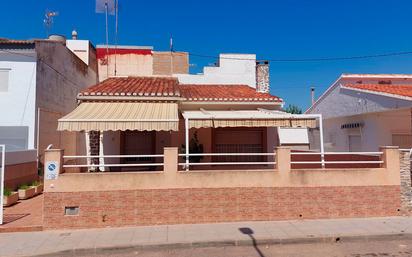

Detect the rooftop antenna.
[
  {"left": 96, "top": 0, "right": 115, "bottom": 78},
  {"left": 170, "top": 33, "right": 173, "bottom": 75},
  {"left": 43, "top": 10, "right": 59, "bottom": 37},
  {"left": 114, "top": 0, "right": 119, "bottom": 76}
]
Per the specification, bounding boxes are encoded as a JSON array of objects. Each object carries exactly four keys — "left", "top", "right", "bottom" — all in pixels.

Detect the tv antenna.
[
  {"left": 96, "top": 0, "right": 115, "bottom": 78},
  {"left": 44, "top": 10, "right": 59, "bottom": 37}
]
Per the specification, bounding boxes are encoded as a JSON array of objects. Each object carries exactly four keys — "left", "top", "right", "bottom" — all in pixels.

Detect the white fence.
[
  {"left": 63, "top": 154, "right": 164, "bottom": 169},
  {"left": 178, "top": 152, "right": 276, "bottom": 171},
  {"left": 290, "top": 151, "right": 384, "bottom": 166},
  {"left": 0, "top": 145, "right": 5, "bottom": 225},
  {"left": 61, "top": 150, "right": 388, "bottom": 172}
]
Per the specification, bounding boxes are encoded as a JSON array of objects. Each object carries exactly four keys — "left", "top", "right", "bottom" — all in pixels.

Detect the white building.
[
  {"left": 176, "top": 54, "right": 258, "bottom": 89},
  {"left": 0, "top": 36, "right": 98, "bottom": 154},
  {"left": 306, "top": 74, "right": 412, "bottom": 151}
]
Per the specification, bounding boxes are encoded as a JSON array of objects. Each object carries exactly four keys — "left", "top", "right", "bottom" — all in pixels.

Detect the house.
[
  {"left": 43, "top": 63, "right": 406, "bottom": 230},
  {"left": 306, "top": 74, "right": 412, "bottom": 151},
  {"left": 57, "top": 54, "right": 320, "bottom": 171},
  {"left": 0, "top": 34, "right": 98, "bottom": 188}
]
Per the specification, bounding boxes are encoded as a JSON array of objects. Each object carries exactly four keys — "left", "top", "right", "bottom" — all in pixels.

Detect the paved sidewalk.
[
  {"left": 0, "top": 195, "right": 43, "bottom": 233},
  {"left": 1, "top": 217, "right": 412, "bottom": 257}
]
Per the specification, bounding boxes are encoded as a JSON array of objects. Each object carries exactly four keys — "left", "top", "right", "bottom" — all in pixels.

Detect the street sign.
[{"left": 45, "top": 160, "right": 59, "bottom": 180}]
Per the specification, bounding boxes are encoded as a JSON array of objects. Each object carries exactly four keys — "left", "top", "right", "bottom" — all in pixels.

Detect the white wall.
[
  {"left": 66, "top": 40, "right": 90, "bottom": 65},
  {"left": 322, "top": 108, "right": 411, "bottom": 151},
  {"left": 177, "top": 54, "right": 257, "bottom": 88},
  {"left": 307, "top": 75, "right": 412, "bottom": 119},
  {"left": 0, "top": 52, "right": 37, "bottom": 151}
]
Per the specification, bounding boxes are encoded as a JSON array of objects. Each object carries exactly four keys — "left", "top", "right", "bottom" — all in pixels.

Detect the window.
[
  {"left": 0, "top": 69, "right": 10, "bottom": 92},
  {"left": 392, "top": 134, "right": 412, "bottom": 149}
]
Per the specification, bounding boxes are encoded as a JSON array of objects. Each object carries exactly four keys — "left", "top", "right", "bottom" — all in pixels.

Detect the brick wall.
[
  {"left": 152, "top": 52, "right": 189, "bottom": 75},
  {"left": 5, "top": 162, "right": 38, "bottom": 190},
  {"left": 43, "top": 185, "right": 400, "bottom": 229}
]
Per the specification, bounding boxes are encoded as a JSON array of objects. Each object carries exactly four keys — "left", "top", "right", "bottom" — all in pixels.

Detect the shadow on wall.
[{"left": 239, "top": 227, "right": 265, "bottom": 257}]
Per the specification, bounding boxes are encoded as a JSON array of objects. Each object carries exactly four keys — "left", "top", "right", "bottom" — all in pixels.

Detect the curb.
[{"left": 31, "top": 232, "right": 412, "bottom": 257}]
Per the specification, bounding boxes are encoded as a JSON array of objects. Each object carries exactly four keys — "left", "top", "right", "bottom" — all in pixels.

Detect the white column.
[
  {"left": 185, "top": 118, "right": 189, "bottom": 171},
  {"left": 85, "top": 132, "right": 91, "bottom": 172},
  {"left": 99, "top": 131, "right": 105, "bottom": 171},
  {"left": 318, "top": 114, "right": 325, "bottom": 168}
]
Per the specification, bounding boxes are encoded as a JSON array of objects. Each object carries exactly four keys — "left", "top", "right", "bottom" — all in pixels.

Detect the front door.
[
  {"left": 348, "top": 135, "right": 361, "bottom": 152},
  {"left": 121, "top": 131, "right": 155, "bottom": 168}
]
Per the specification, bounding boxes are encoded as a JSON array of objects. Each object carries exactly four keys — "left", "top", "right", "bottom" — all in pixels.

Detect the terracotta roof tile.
[
  {"left": 180, "top": 84, "right": 282, "bottom": 102},
  {"left": 80, "top": 77, "right": 181, "bottom": 97},
  {"left": 343, "top": 83, "right": 412, "bottom": 99},
  {"left": 80, "top": 77, "right": 282, "bottom": 103}
]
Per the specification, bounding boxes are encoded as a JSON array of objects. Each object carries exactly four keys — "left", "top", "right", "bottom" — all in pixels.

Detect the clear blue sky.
[{"left": 2, "top": 0, "right": 412, "bottom": 110}]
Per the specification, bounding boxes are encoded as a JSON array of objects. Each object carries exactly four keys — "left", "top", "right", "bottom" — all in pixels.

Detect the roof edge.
[{"left": 340, "top": 85, "right": 412, "bottom": 102}]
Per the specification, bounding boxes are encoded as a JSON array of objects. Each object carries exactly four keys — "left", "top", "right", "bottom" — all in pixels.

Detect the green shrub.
[
  {"left": 19, "top": 184, "right": 30, "bottom": 190},
  {"left": 3, "top": 188, "right": 12, "bottom": 196},
  {"left": 30, "top": 181, "right": 41, "bottom": 187}
]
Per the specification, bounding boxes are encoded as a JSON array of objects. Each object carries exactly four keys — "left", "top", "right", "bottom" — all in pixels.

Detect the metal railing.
[
  {"left": 62, "top": 154, "right": 164, "bottom": 169},
  {"left": 290, "top": 151, "right": 384, "bottom": 166},
  {"left": 178, "top": 152, "right": 276, "bottom": 171}
]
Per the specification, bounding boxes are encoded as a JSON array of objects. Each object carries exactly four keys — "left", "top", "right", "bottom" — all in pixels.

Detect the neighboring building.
[
  {"left": 176, "top": 54, "right": 263, "bottom": 90},
  {"left": 96, "top": 45, "right": 189, "bottom": 81},
  {"left": 0, "top": 35, "right": 98, "bottom": 188},
  {"left": 306, "top": 74, "right": 412, "bottom": 151}
]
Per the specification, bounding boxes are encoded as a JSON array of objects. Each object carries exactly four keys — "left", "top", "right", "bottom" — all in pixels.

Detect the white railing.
[
  {"left": 62, "top": 154, "right": 164, "bottom": 169},
  {"left": 290, "top": 151, "right": 384, "bottom": 165},
  {"left": 0, "top": 145, "right": 5, "bottom": 225},
  {"left": 178, "top": 152, "right": 276, "bottom": 171}
]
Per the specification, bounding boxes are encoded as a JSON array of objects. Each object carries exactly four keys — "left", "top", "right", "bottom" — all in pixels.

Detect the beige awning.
[
  {"left": 183, "top": 110, "right": 317, "bottom": 129},
  {"left": 58, "top": 102, "right": 179, "bottom": 131}
]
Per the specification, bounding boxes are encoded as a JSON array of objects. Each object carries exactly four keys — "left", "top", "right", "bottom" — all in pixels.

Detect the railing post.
[
  {"left": 164, "top": 147, "right": 178, "bottom": 173},
  {"left": 380, "top": 146, "right": 399, "bottom": 170},
  {"left": 44, "top": 149, "right": 64, "bottom": 181},
  {"left": 275, "top": 147, "right": 291, "bottom": 173}
]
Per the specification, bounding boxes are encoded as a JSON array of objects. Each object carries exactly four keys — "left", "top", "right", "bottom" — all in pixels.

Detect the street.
[{"left": 69, "top": 238, "right": 412, "bottom": 257}]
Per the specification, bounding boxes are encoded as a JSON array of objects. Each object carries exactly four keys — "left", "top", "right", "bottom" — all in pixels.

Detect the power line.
[{"left": 188, "top": 50, "right": 412, "bottom": 62}]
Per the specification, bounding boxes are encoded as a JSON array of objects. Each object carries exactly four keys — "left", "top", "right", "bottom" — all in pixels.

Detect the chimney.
[
  {"left": 71, "top": 29, "right": 78, "bottom": 40},
  {"left": 256, "top": 60, "right": 270, "bottom": 93},
  {"left": 310, "top": 87, "right": 315, "bottom": 105}
]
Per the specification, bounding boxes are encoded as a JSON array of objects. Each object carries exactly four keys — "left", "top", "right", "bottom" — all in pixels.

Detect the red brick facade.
[{"left": 43, "top": 185, "right": 400, "bottom": 230}]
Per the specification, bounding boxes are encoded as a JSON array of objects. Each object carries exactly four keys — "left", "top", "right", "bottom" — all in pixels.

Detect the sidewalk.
[{"left": 1, "top": 216, "right": 412, "bottom": 257}]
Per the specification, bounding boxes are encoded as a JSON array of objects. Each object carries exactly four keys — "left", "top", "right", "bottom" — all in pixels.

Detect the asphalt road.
[{"left": 65, "top": 238, "right": 412, "bottom": 257}]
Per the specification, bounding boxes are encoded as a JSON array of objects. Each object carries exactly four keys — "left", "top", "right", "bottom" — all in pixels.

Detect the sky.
[{"left": 2, "top": 0, "right": 412, "bottom": 110}]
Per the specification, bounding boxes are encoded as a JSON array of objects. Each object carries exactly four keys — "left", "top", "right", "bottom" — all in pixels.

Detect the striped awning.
[
  {"left": 182, "top": 110, "right": 317, "bottom": 129},
  {"left": 58, "top": 102, "right": 179, "bottom": 131}
]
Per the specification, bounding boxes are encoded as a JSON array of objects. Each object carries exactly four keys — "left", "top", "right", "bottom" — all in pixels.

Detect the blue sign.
[{"left": 45, "top": 161, "right": 59, "bottom": 180}]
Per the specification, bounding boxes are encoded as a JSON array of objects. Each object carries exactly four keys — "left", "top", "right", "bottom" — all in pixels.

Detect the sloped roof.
[
  {"left": 342, "top": 83, "right": 412, "bottom": 100},
  {"left": 79, "top": 76, "right": 282, "bottom": 103},
  {"left": 80, "top": 77, "right": 181, "bottom": 97},
  {"left": 180, "top": 84, "right": 282, "bottom": 102}
]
